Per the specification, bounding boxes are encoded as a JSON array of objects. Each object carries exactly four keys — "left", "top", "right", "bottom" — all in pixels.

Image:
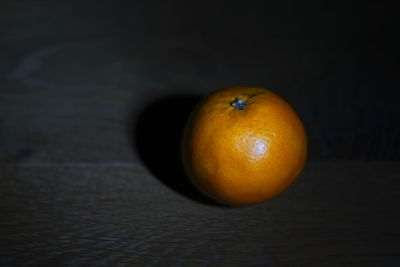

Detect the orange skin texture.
[{"left": 182, "top": 86, "right": 307, "bottom": 206}]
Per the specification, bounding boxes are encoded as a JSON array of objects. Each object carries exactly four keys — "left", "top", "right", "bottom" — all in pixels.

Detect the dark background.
[
  {"left": 1, "top": 0, "right": 400, "bottom": 265},
  {"left": 1, "top": 0, "right": 399, "bottom": 162}
]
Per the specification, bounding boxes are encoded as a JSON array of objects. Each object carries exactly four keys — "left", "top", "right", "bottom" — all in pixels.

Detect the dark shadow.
[{"left": 131, "top": 95, "right": 225, "bottom": 206}]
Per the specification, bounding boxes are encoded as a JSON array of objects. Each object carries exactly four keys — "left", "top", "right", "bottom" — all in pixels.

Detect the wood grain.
[{"left": 1, "top": 161, "right": 399, "bottom": 266}]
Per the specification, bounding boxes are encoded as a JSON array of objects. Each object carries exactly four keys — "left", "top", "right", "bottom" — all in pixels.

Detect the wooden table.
[{"left": 1, "top": 161, "right": 399, "bottom": 266}]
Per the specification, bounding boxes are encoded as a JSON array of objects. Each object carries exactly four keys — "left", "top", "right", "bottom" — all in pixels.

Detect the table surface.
[{"left": 1, "top": 161, "right": 400, "bottom": 266}]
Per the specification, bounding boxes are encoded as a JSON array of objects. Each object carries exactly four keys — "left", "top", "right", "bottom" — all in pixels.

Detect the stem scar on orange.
[{"left": 182, "top": 86, "right": 307, "bottom": 206}]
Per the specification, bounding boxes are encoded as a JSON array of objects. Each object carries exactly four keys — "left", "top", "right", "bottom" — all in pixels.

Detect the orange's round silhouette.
[{"left": 182, "top": 86, "right": 307, "bottom": 205}]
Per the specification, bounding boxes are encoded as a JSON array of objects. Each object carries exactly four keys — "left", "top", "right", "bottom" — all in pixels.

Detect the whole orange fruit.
[{"left": 182, "top": 86, "right": 307, "bottom": 205}]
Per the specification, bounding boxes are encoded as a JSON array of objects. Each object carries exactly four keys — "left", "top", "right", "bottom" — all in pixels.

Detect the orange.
[{"left": 182, "top": 86, "right": 307, "bottom": 205}]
